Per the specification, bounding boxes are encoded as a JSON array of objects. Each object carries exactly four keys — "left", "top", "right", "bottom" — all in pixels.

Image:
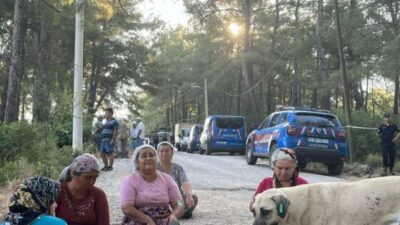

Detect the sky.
[{"left": 138, "top": 0, "right": 189, "bottom": 28}]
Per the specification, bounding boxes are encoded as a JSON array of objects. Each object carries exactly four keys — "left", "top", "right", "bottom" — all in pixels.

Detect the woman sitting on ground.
[
  {"left": 157, "top": 141, "right": 198, "bottom": 219},
  {"left": 120, "top": 144, "right": 184, "bottom": 225},
  {"left": 249, "top": 148, "right": 308, "bottom": 211},
  {"left": 56, "top": 153, "right": 110, "bottom": 225},
  {"left": 2, "top": 176, "right": 67, "bottom": 225}
]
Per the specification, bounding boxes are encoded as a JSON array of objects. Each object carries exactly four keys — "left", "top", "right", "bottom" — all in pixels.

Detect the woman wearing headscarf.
[
  {"left": 156, "top": 142, "right": 198, "bottom": 219},
  {"left": 120, "top": 145, "right": 183, "bottom": 225},
  {"left": 2, "top": 176, "right": 67, "bottom": 225},
  {"left": 248, "top": 148, "right": 308, "bottom": 211},
  {"left": 56, "top": 153, "right": 110, "bottom": 225}
]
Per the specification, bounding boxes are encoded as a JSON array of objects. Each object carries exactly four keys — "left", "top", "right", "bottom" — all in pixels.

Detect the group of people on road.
[
  {"left": 2, "top": 143, "right": 198, "bottom": 225},
  {"left": 91, "top": 108, "right": 146, "bottom": 171}
]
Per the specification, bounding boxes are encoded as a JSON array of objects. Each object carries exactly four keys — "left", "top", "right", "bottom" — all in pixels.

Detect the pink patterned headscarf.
[{"left": 59, "top": 153, "right": 100, "bottom": 182}]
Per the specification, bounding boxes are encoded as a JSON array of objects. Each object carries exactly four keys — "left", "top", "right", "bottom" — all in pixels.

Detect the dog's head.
[{"left": 252, "top": 189, "right": 291, "bottom": 225}]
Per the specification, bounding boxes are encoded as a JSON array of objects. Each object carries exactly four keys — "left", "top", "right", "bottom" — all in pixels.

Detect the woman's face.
[
  {"left": 138, "top": 148, "right": 157, "bottom": 172},
  {"left": 273, "top": 159, "right": 296, "bottom": 183},
  {"left": 158, "top": 145, "right": 173, "bottom": 163},
  {"left": 73, "top": 171, "right": 99, "bottom": 192}
]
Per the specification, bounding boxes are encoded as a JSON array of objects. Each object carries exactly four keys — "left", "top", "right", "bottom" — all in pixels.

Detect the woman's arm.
[
  {"left": 121, "top": 204, "right": 156, "bottom": 225},
  {"left": 182, "top": 181, "right": 195, "bottom": 207},
  {"left": 169, "top": 199, "right": 185, "bottom": 222}
]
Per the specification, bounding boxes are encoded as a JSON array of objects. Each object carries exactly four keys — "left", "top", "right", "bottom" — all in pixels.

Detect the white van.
[{"left": 174, "top": 123, "right": 196, "bottom": 151}]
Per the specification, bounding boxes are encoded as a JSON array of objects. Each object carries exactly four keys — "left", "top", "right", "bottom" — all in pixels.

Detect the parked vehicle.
[
  {"left": 187, "top": 124, "right": 203, "bottom": 153},
  {"left": 174, "top": 123, "right": 196, "bottom": 151},
  {"left": 150, "top": 129, "right": 173, "bottom": 148},
  {"left": 199, "top": 115, "right": 247, "bottom": 155},
  {"left": 245, "top": 106, "right": 347, "bottom": 175}
]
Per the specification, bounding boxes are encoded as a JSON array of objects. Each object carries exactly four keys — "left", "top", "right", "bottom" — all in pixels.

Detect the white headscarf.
[
  {"left": 132, "top": 144, "right": 158, "bottom": 170},
  {"left": 271, "top": 149, "right": 298, "bottom": 167}
]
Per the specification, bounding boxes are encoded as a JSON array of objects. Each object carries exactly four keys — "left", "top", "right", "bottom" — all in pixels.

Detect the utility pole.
[
  {"left": 72, "top": 0, "right": 84, "bottom": 151},
  {"left": 334, "top": 0, "right": 354, "bottom": 162},
  {"left": 204, "top": 77, "right": 208, "bottom": 118}
]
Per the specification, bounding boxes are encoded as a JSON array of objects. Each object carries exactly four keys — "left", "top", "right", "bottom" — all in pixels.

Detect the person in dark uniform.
[{"left": 377, "top": 113, "right": 400, "bottom": 175}]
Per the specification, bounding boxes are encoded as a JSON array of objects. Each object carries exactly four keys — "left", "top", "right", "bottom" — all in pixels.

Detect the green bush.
[
  {"left": 0, "top": 120, "right": 92, "bottom": 186},
  {"left": 365, "top": 153, "right": 382, "bottom": 168},
  {"left": 333, "top": 110, "right": 383, "bottom": 162}
]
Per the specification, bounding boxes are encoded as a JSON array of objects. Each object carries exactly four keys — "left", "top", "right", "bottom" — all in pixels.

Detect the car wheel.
[
  {"left": 327, "top": 161, "right": 344, "bottom": 175},
  {"left": 176, "top": 144, "right": 181, "bottom": 151},
  {"left": 246, "top": 142, "right": 257, "bottom": 165},
  {"left": 268, "top": 143, "right": 277, "bottom": 167},
  {"left": 187, "top": 144, "right": 193, "bottom": 153}
]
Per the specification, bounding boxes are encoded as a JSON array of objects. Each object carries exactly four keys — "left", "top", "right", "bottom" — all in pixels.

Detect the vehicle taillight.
[
  {"left": 336, "top": 130, "right": 345, "bottom": 140},
  {"left": 287, "top": 125, "right": 297, "bottom": 136}
]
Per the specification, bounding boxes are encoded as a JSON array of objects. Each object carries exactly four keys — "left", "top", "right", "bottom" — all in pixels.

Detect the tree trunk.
[
  {"left": 242, "top": 0, "right": 259, "bottom": 121},
  {"left": 386, "top": 1, "right": 400, "bottom": 114},
  {"left": 352, "top": 81, "right": 364, "bottom": 110},
  {"left": 316, "top": 0, "right": 330, "bottom": 110},
  {"left": 0, "top": 56, "right": 10, "bottom": 121},
  {"left": 32, "top": 8, "right": 51, "bottom": 122},
  {"left": 87, "top": 40, "right": 99, "bottom": 116},
  {"left": 236, "top": 69, "right": 241, "bottom": 115},
  {"left": 292, "top": 0, "right": 301, "bottom": 107},
  {"left": 4, "top": 0, "right": 27, "bottom": 124}
]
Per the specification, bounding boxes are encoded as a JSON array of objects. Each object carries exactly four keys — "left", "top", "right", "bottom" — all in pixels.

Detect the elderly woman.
[
  {"left": 249, "top": 148, "right": 308, "bottom": 211},
  {"left": 156, "top": 142, "right": 198, "bottom": 219},
  {"left": 120, "top": 144, "right": 184, "bottom": 225},
  {"left": 2, "top": 176, "right": 67, "bottom": 225},
  {"left": 56, "top": 153, "right": 110, "bottom": 225}
]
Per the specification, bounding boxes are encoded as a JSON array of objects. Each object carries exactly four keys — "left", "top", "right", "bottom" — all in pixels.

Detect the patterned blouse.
[
  {"left": 56, "top": 183, "right": 110, "bottom": 225},
  {"left": 157, "top": 162, "right": 188, "bottom": 194}
]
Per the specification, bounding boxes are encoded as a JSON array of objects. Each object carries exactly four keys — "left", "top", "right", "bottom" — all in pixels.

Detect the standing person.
[
  {"left": 129, "top": 121, "right": 139, "bottom": 156},
  {"left": 377, "top": 113, "right": 400, "bottom": 176},
  {"left": 248, "top": 148, "right": 308, "bottom": 212},
  {"left": 157, "top": 142, "right": 198, "bottom": 219},
  {"left": 120, "top": 145, "right": 183, "bottom": 225},
  {"left": 136, "top": 117, "right": 145, "bottom": 147},
  {"left": 2, "top": 176, "right": 67, "bottom": 225},
  {"left": 57, "top": 153, "right": 110, "bottom": 225},
  {"left": 117, "top": 120, "right": 130, "bottom": 158},
  {"left": 91, "top": 116, "right": 103, "bottom": 154},
  {"left": 100, "top": 107, "right": 119, "bottom": 171}
]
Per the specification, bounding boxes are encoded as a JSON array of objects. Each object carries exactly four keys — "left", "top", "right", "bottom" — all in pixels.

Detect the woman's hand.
[
  {"left": 50, "top": 202, "right": 57, "bottom": 216},
  {"left": 168, "top": 214, "right": 178, "bottom": 224},
  {"left": 143, "top": 215, "right": 156, "bottom": 225},
  {"left": 185, "top": 194, "right": 195, "bottom": 208}
]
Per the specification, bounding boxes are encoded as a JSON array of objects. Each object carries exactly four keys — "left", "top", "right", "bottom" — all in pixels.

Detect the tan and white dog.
[{"left": 252, "top": 176, "right": 400, "bottom": 225}]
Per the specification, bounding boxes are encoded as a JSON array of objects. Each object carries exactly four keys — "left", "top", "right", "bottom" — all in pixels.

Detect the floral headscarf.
[
  {"left": 59, "top": 153, "right": 100, "bottom": 182},
  {"left": 4, "top": 176, "right": 61, "bottom": 225}
]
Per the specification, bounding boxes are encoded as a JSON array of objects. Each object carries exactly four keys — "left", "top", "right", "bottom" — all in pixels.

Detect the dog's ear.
[{"left": 272, "top": 194, "right": 290, "bottom": 219}]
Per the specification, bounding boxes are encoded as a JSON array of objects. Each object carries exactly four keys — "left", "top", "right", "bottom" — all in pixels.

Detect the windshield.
[
  {"left": 215, "top": 118, "right": 244, "bottom": 129},
  {"left": 295, "top": 113, "right": 340, "bottom": 128}
]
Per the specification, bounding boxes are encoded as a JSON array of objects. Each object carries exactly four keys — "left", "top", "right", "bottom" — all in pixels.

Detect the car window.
[
  {"left": 259, "top": 116, "right": 270, "bottom": 129},
  {"left": 215, "top": 118, "right": 244, "bottom": 129},
  {"left": 268, "top": 114, "right": 280, "bottom": 127},
  {"left": 295, "top": 113, "right": 339, "bottom": 127},
  {"left": 280, "top": 113, "right": 288, "bottom": 124}
]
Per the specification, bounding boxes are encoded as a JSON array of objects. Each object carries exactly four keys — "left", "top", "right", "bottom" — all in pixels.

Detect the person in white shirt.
[{"left": 129, "top": 118, "right": 145, "bottom": 156}]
